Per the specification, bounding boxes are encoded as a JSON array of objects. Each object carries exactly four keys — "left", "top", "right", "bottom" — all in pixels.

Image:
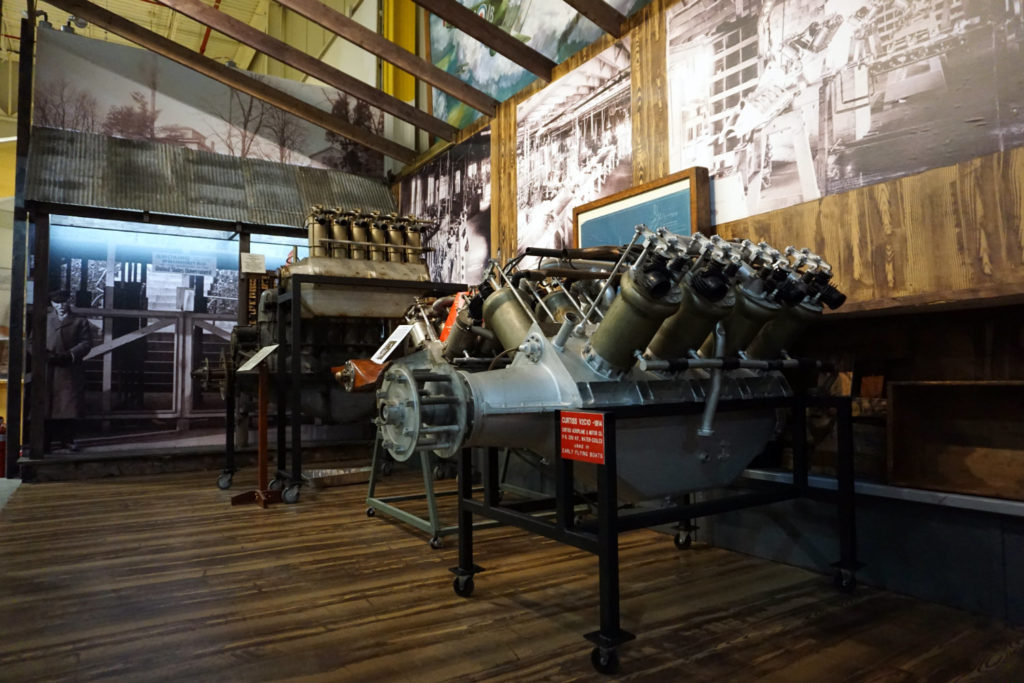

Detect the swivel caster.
[
  {"left": 433, "top": 465, "right": 445, "bottom": 481},
  {"left": 380, "top": 461, "right": 394, "bottom": 476},
  {"left": 833, "top": 568, "right": 856, "bottom": 594},
  {"left": 452, "top": 575, "right": 474, "bottom": 598},
  {"left": 674, "top": 531, "right": 693, "bottom": 550},
  {"left": 216, "top": 472, "right": 233, "bottom": 490},
  {"left": 366, "top": 507, "right": 376, "bottom": 518},
  {"left": 429, "top": 536, "right": 444, "bottom": 550},
  {"left": 282, "top": 485, "right": 301, "bottom": 504},
  {"left": 268, "top": 478, "right": 285, "bottom": 492},
  {"left": 590, "top": 646, "right": 619, "bottom": 675}
]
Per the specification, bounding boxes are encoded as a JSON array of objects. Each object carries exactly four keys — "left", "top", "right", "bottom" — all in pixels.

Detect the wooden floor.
[{"left": 1, "top": 467, "right": 1023, "bottom": 682}]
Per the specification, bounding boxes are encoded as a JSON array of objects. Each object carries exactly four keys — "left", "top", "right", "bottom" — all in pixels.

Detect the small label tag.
[
  {"left": 560, "top": 411, "right": 605, "bottom": 465},
  {"left": 371, "top": 325, "right": 414, "bottom": 364},
  {"left": 237, "top": 344, "right": 279, "bottom": 373}
]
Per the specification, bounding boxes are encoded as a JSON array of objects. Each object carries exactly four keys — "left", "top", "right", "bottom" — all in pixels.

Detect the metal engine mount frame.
[{"left": 450, "top": 394, "right": 859, "bottom": 675}]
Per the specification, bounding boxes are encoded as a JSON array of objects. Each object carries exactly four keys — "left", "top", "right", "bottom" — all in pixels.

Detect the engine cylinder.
[
  {"left": 535, "top": 289, "right": 576, "bottom": 323},
  {"left": 369, "top": 224, "right": 388, "bottom": 261},
  {"left": 648, "top": 285, "right": 735, "bottom": 360},
  {"left": 745, "top": 299, "right": 822, "bottom": 359},
  {"left": 587, "top": 269, "right": 679, "bottom": 373},
  {"left": 349, "top": 222, "right": 369, "bottom": 260},
  {"left": 330, "top": 216, "right": 350, "bottom": 259},
  {"left": 700, "top": 286, "right": 781, "bottom": 357},
  {"left": 387, "top": 224, "right": 405, "bottom": 262},
  {"left": 482, "top": 287, "right": 534, "bottom": 352},
  {"left": 308, "top": 214, "right": 330, "bottom": 258},
  {"left": 443, "top": 308, "right": 476, "bottom": 361}
]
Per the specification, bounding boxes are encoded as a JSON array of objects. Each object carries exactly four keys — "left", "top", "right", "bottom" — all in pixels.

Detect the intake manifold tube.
[{"left": 698, "top": 322, "right": 726, "bottom": 437}]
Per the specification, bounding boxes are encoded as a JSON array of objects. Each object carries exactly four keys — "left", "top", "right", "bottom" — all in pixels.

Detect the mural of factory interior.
[
  {"left": 667, "top": 0, "right": 1024, "bottom": 223},
  {"left": 516, "top": 40, "right": 632, "bottom": 257},
  {"left": 399, "top": 129, "right": 493, "bottom": 285}
]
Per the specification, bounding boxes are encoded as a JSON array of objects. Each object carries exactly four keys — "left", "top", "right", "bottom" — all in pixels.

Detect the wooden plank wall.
[
  {"left": 402, "top": 0, "right": 1024, "bottom": 311},
  {"left": 718, "top": 147, "right": 1024, "bottom": 313}
]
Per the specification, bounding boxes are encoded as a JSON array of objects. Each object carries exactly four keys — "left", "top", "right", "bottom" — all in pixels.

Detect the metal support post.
[
  {"left": 450, "top": 446, "right": 483, "bottom": 593},
  {"left": 791, "top": 392, "right": 809, "bottom": 491},
  {"left": 275, "top": 291, "right": 287, "bottom": 479},
  {"left": 231, "top": 364, "right": 282, "bottom": 507},
  {"left": 289, "top": 279, "right": 303, "bottom": 488},
  {"left": 584, "top": 414, "right": 634, "bottom": 658},
  {"left": 833, "top": 396, "right": 859, "bottom": 590}
]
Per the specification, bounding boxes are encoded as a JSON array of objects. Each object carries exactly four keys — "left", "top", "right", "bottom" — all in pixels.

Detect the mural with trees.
[{"left": 34, "top": 26, "right": 385, "bottom": 176}]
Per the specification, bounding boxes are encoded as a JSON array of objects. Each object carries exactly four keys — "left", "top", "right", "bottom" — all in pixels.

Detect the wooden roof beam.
[
  {"left": 409, "top": 0, "right": 555, "bottom": 81},
  {"left": 560, "top": 0, "right": 626, "bottom": 38},
  {"left": 277, "top": 0, "right": 498, "bottom": 116},
  {"left": 158, "top": 0, "right": 457, "bottom": 140},
  {"left": 44, "top": 0, "right": 419, "bottom": 163}
]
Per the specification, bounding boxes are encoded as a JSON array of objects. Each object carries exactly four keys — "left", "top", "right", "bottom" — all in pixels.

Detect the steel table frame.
[{"left": 450, "top": 393, "right": 858, "bottom": 671}]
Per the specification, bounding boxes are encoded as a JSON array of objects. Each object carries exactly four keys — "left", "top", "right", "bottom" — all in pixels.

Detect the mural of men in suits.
[{"left": 46, "top": 291, "right": 93, "bottom": 452}]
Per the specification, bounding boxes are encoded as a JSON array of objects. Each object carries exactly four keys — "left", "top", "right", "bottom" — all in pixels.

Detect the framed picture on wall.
[{"left": 572, "top": 167, "right": 712, "bottom": 248}]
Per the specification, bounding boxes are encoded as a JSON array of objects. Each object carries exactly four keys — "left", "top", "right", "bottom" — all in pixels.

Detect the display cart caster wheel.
[
  {"left": 674, "top": 531, "right": 693, "bottom": 550},
  {"left": 833, "top": 568, "right": 856, "bottom": 594},
  {"left": 452, "top": 575, "right": 474, "bottom": 598},
  {"left": 380, "top": 461, "right": 394, "bottom": 476},
  {"left": 216, "top": 473, "right": 233, "bottom": 490},
  {"left": 268, "top": 478, "right": 285, "bottom": 492},
  {"left": 366, "top": 507, "right": 376, "bottom": 518},
  {"left": 429, "top": 536, "right": 444, "bottom": 550},
  {"left": 282, "top": 485, "right": 301, "bottom": 504},
  {"left": 590, "top": 646, "right": 619, "bottom": 675},
  {"left": 433, "top": 465, "right": 445, "bottom": 481}
]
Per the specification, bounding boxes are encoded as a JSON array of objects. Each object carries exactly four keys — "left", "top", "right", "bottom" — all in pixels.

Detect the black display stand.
[{"left": 450, "top": 394, "right": 858, "bottom": 675}]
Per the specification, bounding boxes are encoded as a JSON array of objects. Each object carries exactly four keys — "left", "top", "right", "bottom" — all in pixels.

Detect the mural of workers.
[{"left": 45, "top": 291, "right": 93, "bottom": 452}]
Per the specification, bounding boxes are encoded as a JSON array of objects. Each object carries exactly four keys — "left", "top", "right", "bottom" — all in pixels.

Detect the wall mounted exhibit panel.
[
  {"left": 516, "top": 39, "right": 633, "bottom": 258},
  {"left": 398, "top": 128, "right": 493, "bottom": 284},
  {"left": 666, "top": 1, "right": 1024, "bottom": 223}
]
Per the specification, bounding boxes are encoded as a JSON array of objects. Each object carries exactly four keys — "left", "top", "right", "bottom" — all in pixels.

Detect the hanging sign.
[{"left": 560, "top": 411, "right": 606, "bottom": 465}]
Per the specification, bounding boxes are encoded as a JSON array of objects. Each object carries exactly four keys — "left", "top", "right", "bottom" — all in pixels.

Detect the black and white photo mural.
[
  {"left": 33, "top": 26, "right": 386, "bottom": 176},
  {"left": 399, "top": 129, "right": 493, "bottom": 285},
  {"left": 667, "top": 0, "right": 1024, "bottom": 223},
  {"left": 516, "top": 40, "right": 633, "bottom": 255}
]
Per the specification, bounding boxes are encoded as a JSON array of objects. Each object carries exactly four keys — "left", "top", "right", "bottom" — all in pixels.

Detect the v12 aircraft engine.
[{"left": 370, "top": 227, "right": 845, "bottom": 500}]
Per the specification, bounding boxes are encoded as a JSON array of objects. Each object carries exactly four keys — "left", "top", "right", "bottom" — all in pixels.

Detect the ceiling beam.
[
  {"left": 277, "top": 0, "right": 498, "bottom": 116},
  {"left": 409, "top": 0, "right": 555, "bottom": 81},
  {"left": 44, "top": 0, "right": 418, "bottom": 163},
  {"left": 158, "top": 0, "right": 457, "bottom": 140},
  {"left": 560, "top": 0, "right": 626, "bottom": 38}
]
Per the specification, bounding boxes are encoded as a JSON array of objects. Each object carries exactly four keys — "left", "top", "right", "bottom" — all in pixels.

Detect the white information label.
[
  {"left": 153, "top": 252, "right": 217, "bottom": 277},
  {"left": 237, "top": 344, "right": 279, "bottom": 373},
  {"left": 240, "top": 252, "right": 266, "bottom": 274},
  {"left": 370, "top": 325, "right": 414, "bottom": 364}
]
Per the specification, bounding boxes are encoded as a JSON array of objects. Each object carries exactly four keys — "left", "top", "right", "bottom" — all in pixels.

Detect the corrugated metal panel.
[
  {"left": 242, "top": 157, "right": 305, "bottom": 228},
  {"left": 26, "top": 128, "right": 396, "bottom": 228},
  {"left": 174, "top": 147, "right": 249, "bottom": 224},
  {"left": 328, "top": 169, "right": 397, "bottom": 213}
]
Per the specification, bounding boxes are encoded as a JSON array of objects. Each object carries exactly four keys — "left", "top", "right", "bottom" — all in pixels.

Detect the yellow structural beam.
[{"left": 382, "top": 0, "right": 416, "bottom": 102}]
